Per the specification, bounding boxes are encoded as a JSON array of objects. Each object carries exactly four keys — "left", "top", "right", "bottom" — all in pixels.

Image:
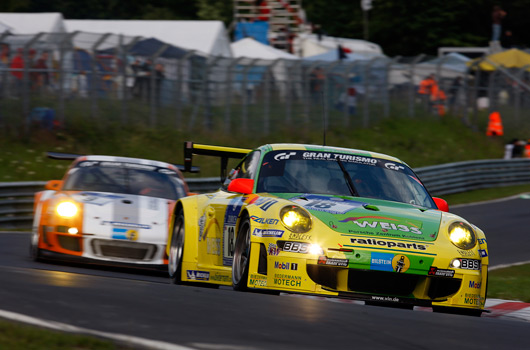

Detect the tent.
[
  {"left": 304, "top": 49, "right": 385, "bottom": 62},
  {"left": 421, "top": 52, "right": 470, "bottom": 73},
  {"left": 231, "top": 37, "right": 298, "bottom": 60},
  {"left": 0, "top": 13, "right": 66, "bottom": 34},
  {"left": 99, "top": 37, "right": 190, "bottom": 60},
  {"left": 65, "top": 20, "right": 232, "bottom": 58},
  {"left": 468, "top": 48, "right": 530, "bottom": 71},
  {"left": 0, "top": 21, "right": 12, "bottom": 34},
  {"left": 296, "top": 33, "right": 383, "bottom": 57}
]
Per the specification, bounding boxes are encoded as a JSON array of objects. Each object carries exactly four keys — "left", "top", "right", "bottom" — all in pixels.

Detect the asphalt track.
[{"left": 0, "top": 196, "right": 528, "bottom": 349}]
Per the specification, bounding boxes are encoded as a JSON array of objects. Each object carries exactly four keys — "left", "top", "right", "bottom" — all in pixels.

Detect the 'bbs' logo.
[
  {"left": 385, "top": 163, "right": 405, "bottom": 171},
  {"left": 274, "top": 152, "right": 296, "bottom": 161}
]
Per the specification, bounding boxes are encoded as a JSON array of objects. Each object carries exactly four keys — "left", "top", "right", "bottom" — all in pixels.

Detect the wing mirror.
[
  {"left": 45, "top": 180, "right": 63, "bottom": 191},
  {"left": 433, "top": 197, "right": 449, "bottom": 212},
  {"left": 227, "top": 178, "right": 254, "bottom": 194}
]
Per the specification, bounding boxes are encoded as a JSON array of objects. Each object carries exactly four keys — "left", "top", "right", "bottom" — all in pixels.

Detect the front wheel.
[
  {"left": 168, "top": 209, "right": 185, "bottom": 284},
  {"left": 232, "top": 217, "right": 251, "bottom": 291}
]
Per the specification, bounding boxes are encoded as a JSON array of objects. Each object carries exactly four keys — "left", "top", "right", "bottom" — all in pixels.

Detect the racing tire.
[
  {"left": 232, "top": 216, "right": 251, "bottom": 291},
  {"left": 169, "top": 209, "right": 185, "bottom": 285}
]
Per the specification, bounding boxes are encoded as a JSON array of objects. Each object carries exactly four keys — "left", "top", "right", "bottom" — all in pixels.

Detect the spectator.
[
  {"left": 336, "top": 87, "right": 357, "bottom": 116},
  {"left": 418, "top": 74, "right": 436, "bottom": 111},
  {"left": 309, "top": 66, "right": 325, "bottom": 104},
  {"left": 9, "top": 48, "right": 36, "bottom": 96},
  {"left": 130, "top": 58, "right": 142, "bottom": 97},
  {"left": 32, "top": 51, "right": 50, "bottom": 92},
  {"left": 491, "top": 5, "right": 506, "bottom": 42}
]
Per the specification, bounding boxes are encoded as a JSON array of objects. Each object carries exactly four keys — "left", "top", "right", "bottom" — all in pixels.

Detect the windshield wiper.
[{"left": 335, "top": 158, "right": 359, "bottom": 197}]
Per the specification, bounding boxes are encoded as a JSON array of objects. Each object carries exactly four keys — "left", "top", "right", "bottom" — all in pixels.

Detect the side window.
[{"left": 223, "top": 151, "right": 261, "bottom": 188}]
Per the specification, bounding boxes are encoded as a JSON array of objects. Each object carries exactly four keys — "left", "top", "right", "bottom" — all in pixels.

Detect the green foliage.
[{"left": 488, "top": 264, "right": 530, "bottom": 302}]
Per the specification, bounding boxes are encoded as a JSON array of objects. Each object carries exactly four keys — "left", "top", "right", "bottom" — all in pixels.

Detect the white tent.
[
  {"left": 296, "top": 33, "right": 383, "bottom": 57},
  {"left": 0, "top": 13, "right": 66, "bottom": 34},
  {"left": 231, "top": 37, "right": 298, "bottom": 60},
  {"left": 0, "top": 21, "right": 12, "bottom": 34},
  {"left": 65, "top": 20, "right": 232, "bottom": 57}
]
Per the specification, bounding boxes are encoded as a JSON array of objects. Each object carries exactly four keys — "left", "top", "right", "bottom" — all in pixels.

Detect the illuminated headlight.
[
  {"left": 308, "top": 244, "right": 324, "bottom": 255},
  {"left": 280, "top": 205, "right": 312, "bottom": 233},
  {"left": 448, "top": 222, "right": 476, "bottom": 250},
  {"left": 68, "top": 227, "right": 78, "bottom": 235},
  {"left": 56, "top": 202, "right": 78, "bottom": 218}
]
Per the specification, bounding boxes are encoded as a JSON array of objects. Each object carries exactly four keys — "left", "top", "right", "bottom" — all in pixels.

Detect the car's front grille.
[
  {"left": 90, "top": 239, "right": 157, "bottom": 261},
  {"left": 307, "top": 265, "right": 462, "bottom": 299},
  {"left": 57, "top": 235, "right": 81, "bottom": 252}
]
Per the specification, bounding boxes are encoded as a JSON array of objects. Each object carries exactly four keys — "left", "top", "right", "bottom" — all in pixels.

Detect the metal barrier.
[{"left": 2, "top": 159, "right": 530, "bottom": 230}]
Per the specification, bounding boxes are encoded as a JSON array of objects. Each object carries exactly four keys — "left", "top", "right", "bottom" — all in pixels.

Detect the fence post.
[
  {"left": 22, "top": 33, "right": 45, "bottom": 138},
  {"left": 119, "top": 36, "right": 141, "bottom": 125},
  {"left": 384, "top": 56, "right": 400, "bottom": 118},
  {"left": 241, "top": 58, "right": 259, "bottom": 133},
  {"left": 176, "top": 50, "right": 195, "bottom": 130},
  {"left": 58, "top": 31, "right": 78, "bottom": 127},
  {"left": 409, "top": 54, "right": 424, "bottom": 118},
  {"left": 148, "top": 43, "right": 169, "bottom": 128},
  {"left": 224, "top": 57, "right": 243, "bottom": 134},
  {"left": 203, "top": 56, "right": 222, "bottom": 131},
  {"left": 90, "top": 33, "right": 112, "bottom": 120}
]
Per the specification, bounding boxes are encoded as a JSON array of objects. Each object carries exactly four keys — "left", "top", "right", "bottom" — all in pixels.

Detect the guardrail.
[{"left": 2, "top": 159, "right": 530, "bottom": 230}]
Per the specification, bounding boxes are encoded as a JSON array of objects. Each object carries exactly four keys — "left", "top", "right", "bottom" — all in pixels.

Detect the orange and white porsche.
[{"left": 31, "top": 153, "right": 193, "bottom": 269}]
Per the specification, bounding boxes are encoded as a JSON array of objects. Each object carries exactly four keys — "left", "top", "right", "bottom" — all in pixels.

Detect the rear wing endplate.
[{"left": 183, "top": 141, "right": 251, "bottom": 181}]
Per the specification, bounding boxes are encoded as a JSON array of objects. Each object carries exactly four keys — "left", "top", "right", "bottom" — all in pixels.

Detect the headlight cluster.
[
  {"left": 56, "top": 201, "right": 78, "bottom": 218},
  {"left": 280, "top": 205, "right": 312, "bottom": 233},
  {"left": 448, "top": 221, "right": 476, "bottom": 250}
]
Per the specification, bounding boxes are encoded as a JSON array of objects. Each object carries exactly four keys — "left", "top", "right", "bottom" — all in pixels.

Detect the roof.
[
  {"left": 297, "top": 33, "right": 383, "bottom": 57},
  {"left": 0, "top": 13, "right": 66, "bottom": 34},
  {"left": 231, "top": 37, "right": 298, "bottom": 60},
  {"left": 65, "top": 20, "right": 232, "bottom": 57}
]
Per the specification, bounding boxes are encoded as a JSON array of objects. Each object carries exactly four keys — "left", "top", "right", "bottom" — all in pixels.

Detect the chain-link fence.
[{"left": 1, "top": 31, "right": 530, "bottom": 139}]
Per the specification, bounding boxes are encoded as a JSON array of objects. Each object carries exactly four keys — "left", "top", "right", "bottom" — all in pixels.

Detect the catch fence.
[{"left": 1, "top": 31, "right": 530, "bottom": 138}]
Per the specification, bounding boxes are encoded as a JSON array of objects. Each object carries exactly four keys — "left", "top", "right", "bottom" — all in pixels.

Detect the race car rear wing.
[
  {"left": 47, "top": 152, "right": 200, "bottom": 173},
  {"left": 183, "top": 141, "right": 251, "bottom": 181}
]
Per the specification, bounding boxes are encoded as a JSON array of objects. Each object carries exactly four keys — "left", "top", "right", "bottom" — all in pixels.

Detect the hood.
[
  {"left": 275, "top": 194, "right": 442, "bottom": 242},
  {"left": 67, "top": 191, "right": 169, "bottom": 243}
]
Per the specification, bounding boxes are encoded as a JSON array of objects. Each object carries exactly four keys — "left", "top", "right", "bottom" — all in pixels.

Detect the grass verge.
[{"left": 488, "top": 263, "right": 530, "bottom": 303}]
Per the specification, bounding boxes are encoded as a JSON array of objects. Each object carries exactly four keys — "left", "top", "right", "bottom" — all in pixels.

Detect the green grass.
[
  {"left": 0, "top": 320, "right": 134, "bottom": 350},
  {"left": 488, "top": 264, "right": 530, "bottom": 303}
]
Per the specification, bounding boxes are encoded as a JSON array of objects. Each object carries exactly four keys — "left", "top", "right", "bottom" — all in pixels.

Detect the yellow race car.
[{"left": 167, "top": 142, "right": 488, "bottom": 316}]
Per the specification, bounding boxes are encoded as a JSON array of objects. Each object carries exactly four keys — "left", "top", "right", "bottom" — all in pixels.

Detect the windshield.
[
  {"left": 62, "top": 160, "right": 186, "bottom": 200},
  {"left": 256, "top": 150, "right": 436, "bottom": 209}
]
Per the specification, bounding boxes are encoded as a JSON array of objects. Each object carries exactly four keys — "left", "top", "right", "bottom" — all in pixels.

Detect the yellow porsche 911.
[{"left": 167, "top": 142, "right": 488, "bottom": 316}]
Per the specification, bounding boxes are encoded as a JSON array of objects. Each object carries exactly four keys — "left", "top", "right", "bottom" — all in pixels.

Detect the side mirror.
[
  {"left": 45, "top": 180, "right": 63, "bottom": 191},
  {"left": 433, "top": 197, "right": 449, "bottom": 212},
  {"left": 227, "top": 178, "right": 254, "bottom": 194}
]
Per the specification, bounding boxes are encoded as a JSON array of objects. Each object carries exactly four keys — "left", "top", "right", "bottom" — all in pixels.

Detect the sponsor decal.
[
  {"left": 350, "top": 238, "right": 427, "bottom": 251},
  {"left": 457, "top": 259, "right": 481, "bottom": 270},
  {"left": 463, "top": 293, "right": 485, "bottom": 306},
  {"left": 371, "top": 296, "right": 400, "bottom": 302},
  {"left": 223, "top": 197, "right": 244, "bottom": 266},
  {"left": 77, "top": 192, "right": 125, "bottom": 206},
  {"left": 317, "top": 256, "right": 349, "bottom": 267},
  {"left": 198, "top": 213, "right": 206, "bottom": 241},
  {"left": 274, "top": 261, "right": 299, "bottom": 271},
  {"left": 250, "top": 216, "right": 279, "bottom": 225},
  {"left": 392, "top": 254, "right": 410, "bottom": 273},
  {"left": 274, "top": 152, "right": 296, "bottom": 161},
  {"left": 210, "top": 273, "right": 231, "bottom": 283},
  {"left": 103, "top": 221, "right": 151, "bottom": 229},
  {"left": 370, "top": 252, "right": 394, "bottom": 271},
  {"left": 302, "top": 152, "right": 378, "bottom": 166},
  {"left": 329, "top": 221, "right": 338, "bottom": 229},
  {"left": 479, "top": 249, "right": 488, "bottom": 257},
  {"left": 290, "top": 194, "right": 365, "bottom": 215},
  {"left": 249, "top": 274, "right": 267, "bottom": 287},
  {"left": 457, "top": 249, "right": 475, "bottom": 257},
  {"left": 282, "top": 241, "right": 312, "bottom": 254},
  {"left": 186, "top": 270, "right": 210, "bottom": 281},
  {"left": 428, "top": 267, "right": 455, "bottom": 277},
  {"left": 469, "top": 280, "right": 481, "bottom": 289},
  {"left": 340, "top": 216, "right": 423, "bottom": 235},
  {"left": 252, "top": 228, "right": 284, "bottom": 238},
  {"left": 288, "top": 232, "right": 311, "bottom": 240},
  {"left": 268, "top": 243, "right": 280, "bottom": 256},
  {"left": 112, "top": 228, "right": 129, "bottom": 240},
  {"left": 259, "top": 199, "right": 278, "bottom": 211},
  {"left": 207, "top": 237, "right": 221, "bottom": 256},
  {"left": 478, "top": 238, "right": 487, "bottom": 244},
  {"left": 385, "top": 162, "right": 405, "bottom": 171},
  {"left": 273, "top": 273, "right": 302, "bottom": 287},
  {"left": 249, "top": 197, "right": 278, "bottom": 211}
]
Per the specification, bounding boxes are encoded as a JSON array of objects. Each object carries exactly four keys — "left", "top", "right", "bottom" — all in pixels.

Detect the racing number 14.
[{"left": 223, "top": 226, "right": 235, "bottom": 258}]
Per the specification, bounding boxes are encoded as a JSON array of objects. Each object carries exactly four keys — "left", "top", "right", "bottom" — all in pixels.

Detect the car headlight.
[
  {"left": 280, "top": 205, "right": 312, "bottom": 233},
  {"left": 56, "top": 201, "right": 78, "bottom": 218},
  {"left": 448, "top": 221, "right": 476, "bottom": 250}
]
